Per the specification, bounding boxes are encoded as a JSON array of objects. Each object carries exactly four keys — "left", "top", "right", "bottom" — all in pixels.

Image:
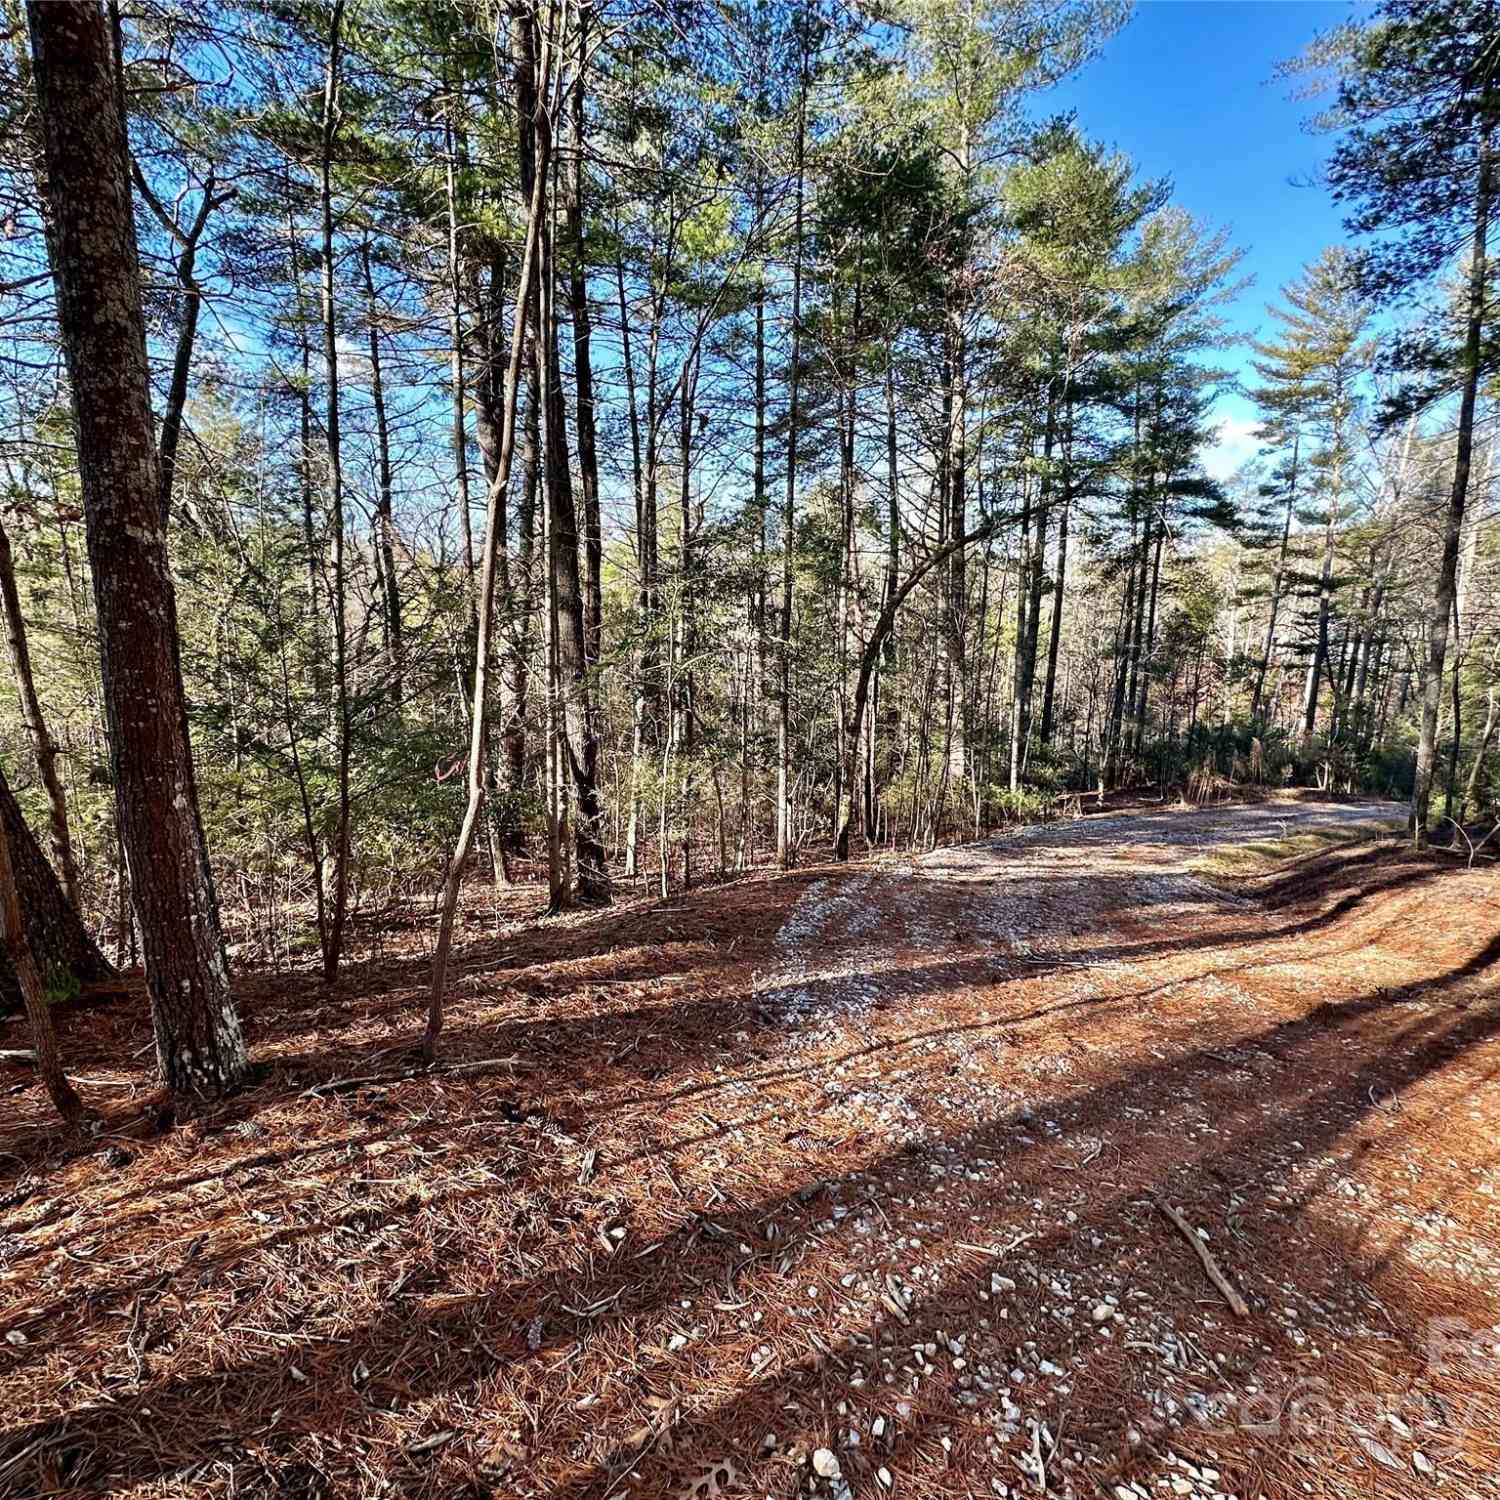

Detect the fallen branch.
[
  {"left": 1439, "top": 817, "right": 1500, "bottom": 868},
  {"left": 300, "top": 1071, "right": 405, "bottom": 1099},
  {"left": 300, "top": 1054, "right": 530, "bottom": 1099},
  {"left": 1155, "top": 1198, "right": 1249, "bottom": 1317}
]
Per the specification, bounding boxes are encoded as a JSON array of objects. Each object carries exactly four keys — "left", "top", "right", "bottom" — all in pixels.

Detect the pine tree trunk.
[
  {"left": 1463, "top": 685, "right": 1498, "bottom": 820},
  {"left": 1039, "top": 397, "right": 1074, "bottom": 747},
  {"left": 618, "top": 252, "right": 646, "bottom": 880},
  {"left": 1134, "top": 515, "right": 1165, "bottom": 752},
  {"left": 129, "top": 162, "right": 223, "bottom": 524},
  {"left": 942, "top": 320, "right": 969, "bottom": 781},
  {"left": 360, "top": 238, "right": 403, "bottom": 702},
  {"left": 0, "top": 760, "right": 111, "bottom": 1014},
  {"left": 1413, "top": 136, "right": 1491, "bottom": 845},
  {"left": 0, "top": 518, "right": 79, "bottom": 909},
  {"left": 0, "top": 765, "right": 82, "bottom": 1123},
  {"left": 1444, "top": 593, "right": 1463, "bottom": 824},
  {"left": 26, "top": 0, "right": 246, "bottom": 1097},
  {"left": 535, "top": 79, "right": 608, "bottom": 904},
  {"left": 318, "top": 0, "right": 353, "bottom": 981},
  {"left": 777, "top": 53, "right": 807, "bottom": 871},
  {"left": 425, "top": 13, "right": 548, "bottom": 1058},
  {"left": 444, "top": 97, "right": 476, "bottom": 610},
  {"left": 1124, "top": 510, "right": 1151, "bottom": 757},
  {"left": 749, "top": 210, "right": 769, "bottom": 860},
  {"left": 1251, "top": 435, "right": 1297, "bottom": 724},
  {"left": 1301, "top": 494, "right": 1337, "bottom": 752},
  {"left": 289, "top": 198, "right": 323, "bottom": 643},
  {"left": 1100, "top": 517, "right": 1137, "bottom": 797},
  {"left": 1011, "top": 382, "right": 1057, "bottom": 786},
  {"left": 566, "top": 30, "right": 603, "bottom": 669},
  {"left": 1009, "top": 473, "right": 1033, "bottom": 794}
]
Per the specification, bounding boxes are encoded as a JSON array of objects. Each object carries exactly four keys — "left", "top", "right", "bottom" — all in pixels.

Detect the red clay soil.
[{"left": 1, "top": 801, "right": 1497, "bottom": 1500}]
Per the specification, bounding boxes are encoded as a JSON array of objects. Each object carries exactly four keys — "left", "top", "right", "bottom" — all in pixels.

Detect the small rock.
[
  {"left": 1092, "top": 1303, "right": 1112, "bottom": 1322},
  {"left": 1358, "top": 1435, "right": 1402, "bottom": 1471},
  {"left": 812, "top": 1448, "right": 841, "bottom": 1479},
  {"left": 877, "top": 1467, "right": 893, "bottom": 1488}
]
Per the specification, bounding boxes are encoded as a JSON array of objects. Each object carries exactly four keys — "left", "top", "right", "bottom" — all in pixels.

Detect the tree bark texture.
[{"left": 26, "top": 0, "right": 247, "bottom": 1096}]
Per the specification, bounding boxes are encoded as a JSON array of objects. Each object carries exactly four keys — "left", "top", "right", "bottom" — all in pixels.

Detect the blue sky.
[{"left": 1036, "top": 0, "right": 1367, "bottom": 477}]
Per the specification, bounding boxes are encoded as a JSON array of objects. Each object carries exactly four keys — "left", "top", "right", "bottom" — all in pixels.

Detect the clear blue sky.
[{"left": 1034, "top": 0, "right": 1367, "bottom": 476}]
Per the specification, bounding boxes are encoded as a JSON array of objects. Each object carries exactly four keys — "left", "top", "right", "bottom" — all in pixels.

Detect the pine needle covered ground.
[{"left": 2, "top": 799, "right": 1498, "bottom": 1500}]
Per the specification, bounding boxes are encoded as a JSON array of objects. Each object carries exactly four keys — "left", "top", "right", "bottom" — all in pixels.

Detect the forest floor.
[{"left": 3, "top": 796, "right": 1500, "bottom": 1500}]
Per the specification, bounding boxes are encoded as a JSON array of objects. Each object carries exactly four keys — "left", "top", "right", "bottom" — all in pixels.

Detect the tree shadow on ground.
[
  {"left": 0, "top": 845, "right": 1476, "bottom": 1256},
  {"left": 1, "top": 927, "right": 1496, "bottom": 1497}
]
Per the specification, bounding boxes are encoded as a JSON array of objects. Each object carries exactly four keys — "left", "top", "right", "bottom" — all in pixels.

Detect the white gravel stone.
[{"left": 812, "top": 1447, "right": 841, "bottom": 1479}]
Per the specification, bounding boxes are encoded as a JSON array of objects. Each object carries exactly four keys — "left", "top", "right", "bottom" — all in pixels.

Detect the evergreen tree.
[{"left": 1299, "top": 0, "right": 1500, "bottom": 839}]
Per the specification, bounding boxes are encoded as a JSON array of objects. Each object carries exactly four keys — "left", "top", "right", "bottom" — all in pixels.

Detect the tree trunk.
[
  {"left": 425, "top": 13, "right": 548, "bottom": 1059},
  {"left": 1301, "top": 478, "right": 1338, "bottom": 752},
  {"left": 129, "top": 161, "right": 225, "bottom": 524},
  {"left": 1444, "top": 593, "right": 1463, "bottom": 824},
  {"left": 1124, "top": 507, "right": 1151, "bottom": 757},
  {"left": 619, "top": 251, "right": 646, "bottom": 880},
  {"left": 1100, "top": 515, "right": 1137, "bottom": 797},
  {"left": 318, "top": 0, "right": 353, "bottom": 981},
  {"left": 1413, "top": 134, "right": 1491, "bottom": 845},
  {"left": 27, "top": 0, "right": 246, "bottom": 1096},
  {"left": 1039, "top": 397, "right": 1074, "bottom": 747},
  {"left": 1251, "top": 433, "right": 1297, "bottom": 724},
  {"left": 875, "top": 354, "right": 901, "bottom": 828},
  {"left": 749, "top": 200, "right": 769, "bottom": 859},
  {"left": 777, "top": 51, "right": 807, "bottom": 871},
  {"left": 288, "top": 195, "right": 322, "bottom": 640},
  {"left": 1134, "top": 512, "right": 1165, "bottom": 751},
  {"left": 536, "top": 71, "right": 608, "bottom": 903},
  {"left": 0, "top": 758, "right": 112, "bottom": 1014},
  {"left": 1463, "top": 684, "right": 1498, "bottom": 819},
  {"left": 1008, "top": 469, "right": 1033, "bottom": 793},
  {"left": 565, "top": 25, "right": 603, "bottom": 668},
  {"left": 1011, "top": 382, "right": 1056, "bottom": 786},
  {"left": 942, "top": 322, "right": 970, "bottom": 781},
  {"left": 360, "top": 237, "right": 402, "bottom": 702},
  {"left": 506, "top": 348, "right": 539, "bottom": 810},
  {"left": 0, "top": 764, "right": 82, "bottom": 1123},
  {"left": 444, "top": 95, "right": 476, "bottom": 609},
  {"left": 0, "top": 518, "right": 79, "bottom": 908}
]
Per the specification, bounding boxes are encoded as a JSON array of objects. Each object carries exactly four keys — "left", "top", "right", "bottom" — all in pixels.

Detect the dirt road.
[
  {"left": 733, "top": 798, "right": 1500, "bottom": 1500},
  {"left": 758, "top": 799, "right": 1408, "bottom": 1038}
]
